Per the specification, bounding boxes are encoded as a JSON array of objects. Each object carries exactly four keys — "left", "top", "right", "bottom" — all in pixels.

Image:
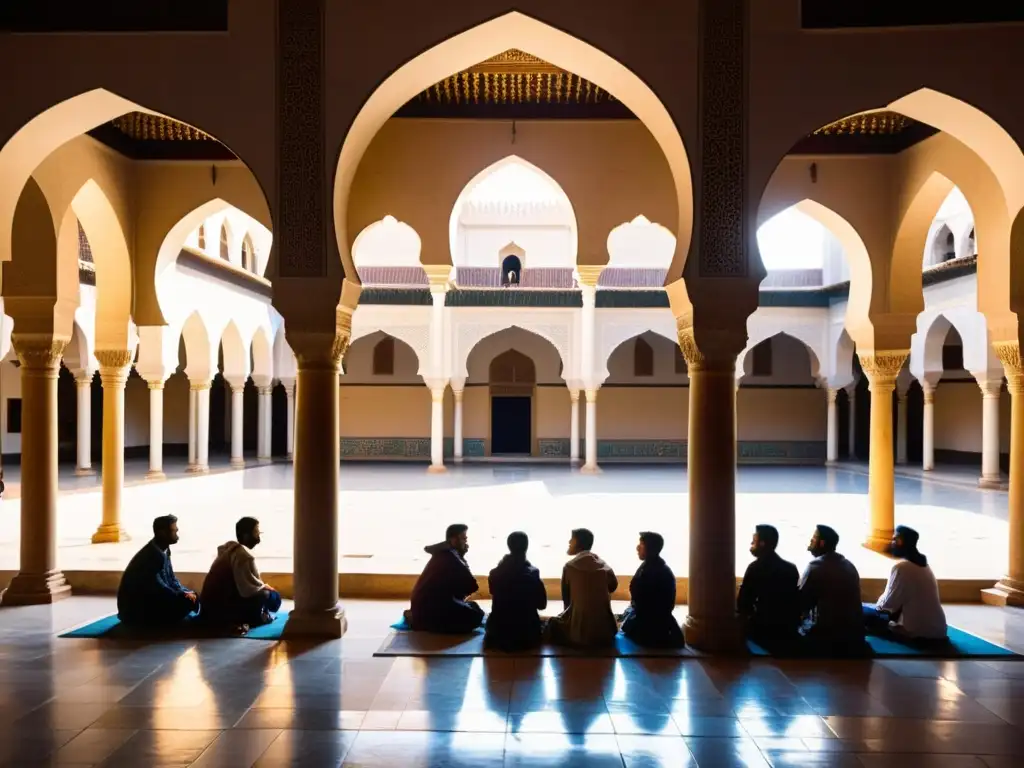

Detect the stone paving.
[{"left": 0, "top": 463, "right": 1010, "bottom": 581}]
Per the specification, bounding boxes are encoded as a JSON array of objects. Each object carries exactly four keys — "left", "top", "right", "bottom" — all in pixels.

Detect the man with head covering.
[
  {"left": 117, "top": 515, "right": 199, "bottom": 628},
  {"left": 407, "top": 523, "right": 484, "bottom": 633},
  {"left": 546, "top": 528, "right": 618, "bottom": 648},
  {"left": 798, "top": 524, "right": 867, "bottom": 656},
  {"left": 737, "top": 524, "right": 801, "bottom": 653},
  {"left": 620, "top": 532, "right": 684, "bottom": 647},
  {"left": 863, "top": 526, "right": 947, "bottom": 641},
  {"left": 484, "top": 531, "right": 547, "bottom": 651},
  {"left": 200, "top": 516, "right": 282, "bottom": 631}
]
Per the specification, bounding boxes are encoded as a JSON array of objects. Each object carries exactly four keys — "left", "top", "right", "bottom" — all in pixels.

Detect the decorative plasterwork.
[
  {"left": 595, "top": 312, "right": 678, "bottom": 383},
  {"left": 110, "top": 113, "right": 215, "bottom": 142},
  {"left": 813, "top": 111, "right": 915, "bottom": 136},
  {"left": 451, "top": 311, "right": 572, "bottom": 382}
]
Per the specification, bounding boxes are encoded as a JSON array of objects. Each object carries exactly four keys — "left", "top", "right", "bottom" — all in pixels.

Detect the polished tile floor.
[
  {"left": 0, "top": 464, "right": 1011, "bottom": 579},
  {"left": 1, "top": 597, "right": 1023, "bottom": 766}
]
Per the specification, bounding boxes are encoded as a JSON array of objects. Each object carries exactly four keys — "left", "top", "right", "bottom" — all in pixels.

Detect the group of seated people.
[
  {"left": 738, "top": 523, "right": 948, "bottom": 655},
  {"left": 406, "top": 524, "right": 685, "bottom": 650},
  {"left": 116, "top": 514, "right": 282, "bottom": 634}
]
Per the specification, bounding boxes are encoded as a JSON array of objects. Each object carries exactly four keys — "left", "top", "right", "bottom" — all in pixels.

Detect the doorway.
[{"left": 489, "top": 349, "right": 535, "bottom": 456}]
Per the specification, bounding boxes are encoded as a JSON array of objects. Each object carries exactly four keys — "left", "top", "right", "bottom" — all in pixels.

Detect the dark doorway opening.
[{"left": 491, "top": 396, "right": 531, "bottom": 454}]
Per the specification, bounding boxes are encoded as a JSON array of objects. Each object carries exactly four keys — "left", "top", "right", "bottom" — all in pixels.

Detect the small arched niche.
[{"left": 499, "top": 242, "right": 525, "bottom": 286}]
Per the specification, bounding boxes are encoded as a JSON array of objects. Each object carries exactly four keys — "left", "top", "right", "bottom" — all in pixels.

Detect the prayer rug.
[
  {"left": 59, "top": 609, "right": 290, "bottom": 641},
  {"left": 747, "top": 626, "right": 1019, "bottom": 659}
]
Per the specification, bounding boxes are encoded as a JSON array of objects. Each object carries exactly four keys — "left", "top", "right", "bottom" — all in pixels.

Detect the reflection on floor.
[
  {"left": 0, "top": 463, "right": 1010, "bottom": 580},
  {"left": 0, "top": 597, "right": 1023, "bottom": 766}
]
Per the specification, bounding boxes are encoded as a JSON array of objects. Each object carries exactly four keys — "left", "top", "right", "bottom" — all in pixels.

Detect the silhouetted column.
[
  {"left": 983, "top": 343, "right": 1024, "bottom": 606},
  {"left": 569, "top": 388, "right": 581, "bottom": 463},
  {"left": 453, "top": 388, "right": 464, "bottom": 462},
  {"left": 860, "top": 351, "right": 908, "bottom": 552},
  {"left": 74, "top": 370, "right": 95, "bottom": 476},
  {"left": 922, "top": 381, "right": 936, "bottom": 471},
  {"left": 1, "top": 336, "right": 71, "bottom": 605},
  {"left": 145, "top": 379, "right": 166, "bottom": 480},
  {"left": 229, "top": 380, "right": 245, "bottom": 468},
  {"left": 92, "top": 350, "right": 134, "bottom": 543},
  {"left": 283, "top": 328, "right": 348, "bottom": 638},
  {"left": 978, "top": 376, "right": 1003, "bottom": 487},
  {"left": 826, "top": 388, "right": 839, "bottom": 463}
]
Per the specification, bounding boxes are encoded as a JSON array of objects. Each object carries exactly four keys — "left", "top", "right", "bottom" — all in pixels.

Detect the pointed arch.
[
  {"left": 219, "top": 321, "right": 249, "bottom": 381},
  {"left": 606, "top": 215, "right": 676, "bottom": 269},
  {"left": 489, "top": 349, "right": 536, "bottom": 384},
  {"left": 219, "top": 219, "right": 232, "bottom": 261},
  {"left": 334, "top": 11, "right": 692, "bottom": 281},
  {"left": 179, "top": 311, "right": 214, "bottom": 382},
  {"left": 462, "top": 325, "right": 565, "bottom": 384},
  {"left": 351, "top": 215, "right": 422, "bottom": 268},
  {"left": 242, "top": 233, "right": 255, "bottom": 272},
  {"left": 198, "top": 223, "right": 207, "bottom": 251},
  {"left": 737, "top": 332, "right": 821, "bottom": 382},
  {"left": 251, "top": 324, "right": 274, "bottom": 381}
]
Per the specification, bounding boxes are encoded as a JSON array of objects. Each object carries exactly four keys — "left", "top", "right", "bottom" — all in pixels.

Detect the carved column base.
[
  {"left": 92, "top": 523, "right": 130, "bottom": 544},
  {"left": 978, "top": 476, "right": 1007, "bottom": 490},
  {"left": 862, "top": 531, "right": 895, "bottom": 555},
  {"left": 186, "top": 464, "right": 210, "bottom": 475},
  {"left": 144, "top": 470, "right": 166, "bottom": 482},
  {"left": 981, "top": 577, "right": 1024, "bottom": 607},
  {"left": 580, "top": 464, "right": 602, "bottom": 475},
  {"left": 283, "top": 605, "right": 348, "bottom": 639},
  {"left": 1, "top": 570, "right": 72, "bottom": 605},
  {"left": 683, "top": 613, "right": 745, "bottom": 654},
  {"left": 230, "top": 458, "right": 247, "bottom": 469},
  {"left": 426, "top": 465, "right": 448, "bottom": 475},
  {"left": 74, "top": 467, "right": 96, "bottom": 477}
]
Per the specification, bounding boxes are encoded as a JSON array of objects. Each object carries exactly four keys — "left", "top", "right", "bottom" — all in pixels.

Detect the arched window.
[
  {"left": 242, "top": 235, "right": 255, "bottom": 272},
  {"left": 501, "top": 254, "right": 522, "bottom": 286},
  {"left": 197, "top": 224, "right": 206, "bottom": 250},
  {"left": 219, "top": 223, "right": 230, "bottom": 261},
  {"left": 752, "top": 339, "right": 773, "bottom": 377},
  {"left": 943, "top": 229, "right": 955, "bottom": 262},
  {"left": 372, "top": 337, "right": 395, "bottom": 376},
  {"left": 634, "top": 337, "right": 654, "bottom": 377}
]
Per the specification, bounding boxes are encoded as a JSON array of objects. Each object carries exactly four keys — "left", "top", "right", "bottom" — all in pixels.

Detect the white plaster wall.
[{"left": 458, "top": 223, "right": 574, "bottom": 268}]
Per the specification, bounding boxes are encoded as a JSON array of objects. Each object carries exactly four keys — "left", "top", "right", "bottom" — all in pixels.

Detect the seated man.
[
  {"left": 546, "top": 528, "right": 618, "bottom": 648},
  {"left": 117, "top": 515, "right": 199, "bottom": 628},
  {"left": 798, "top": 525, "right": 868, "bottom": 657},
  {"left": 620, "top": 532, "right": 684, "bottom": 648},
  {"left": 484, "top": 531, "right": 548, "bottom": 651},
  {"left": 863, "top": 526, "right": 947, "bottom": 642},
  {"left": 407, "top": 524, "right": 484, "bottom": 633},
  {"left": 737, "top": 524, "right": 801, "bottom": 653},
  {"left": 200, "top": 516, "right": 282, "bottom": 630}
]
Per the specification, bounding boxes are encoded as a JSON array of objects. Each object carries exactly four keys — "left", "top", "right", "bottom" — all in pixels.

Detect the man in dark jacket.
[
  {"left": 484, "top": 531, "right": 547, "bottom": 651},
  {"left": 620, "top": 532, "right": 684, "bottom": 647},
  {"left": 117, "top": 515, "right": 199, "bottom": 627},
  {"left": 798, "top": 524, "right": 868, "bottom": 656},
  {"left": 737, "top": 524, "right": 801, "bottom": 653},
  {"left": 407, "top": 523, "right": 484, "bottom": 633}
]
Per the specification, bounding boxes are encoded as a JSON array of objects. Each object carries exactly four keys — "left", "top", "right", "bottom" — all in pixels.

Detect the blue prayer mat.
[
  {"left": 60, "top": 609, "right": 290, "bottom": 641},
  {"left": 747, "top": 626, "right": 1019, "bottom": 659}
]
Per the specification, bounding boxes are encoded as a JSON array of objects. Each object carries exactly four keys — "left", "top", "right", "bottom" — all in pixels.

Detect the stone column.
[
  {"left": 228, "top": 380, "right": 246, "bottom": 468},
  {"left": 146, "top": 379, "right": 166, "bottom": 480},
  {"left": 73, "top": 370, "right": 95, "bottom": 476},
  {"left": 91, "top": 350, "right": 134, "bottom": 543},
  {"left": 189, "top": 380, "right": 211, "bottom": 474},
  {"left": 569, "top": 388, "right": 581, "bottom": 463},
  {"left": 283, "top": 379, "right": 296, "bottom": 460},
  {"left": 895, "top": 383, "right": 909, "bottom": 466},
  {"left": 922, "top": 381, "right": 936, "bottom": 471},
  {"left": 283, "top": 328, "right": 349, "bottom": 638},
  {"left": 187, "top": 386, "right": 197, "bottom": 469},
  {"left": 257, "top": 385, "right": 273, "bottom": 462},
  {"left": 983, "top": 342, "right": 1024, "bottom": 606},
  {"left": 678, "top": 328, "right": 744, "bottom": 651},
  {"left": 977, "top": 376, "right": 1003, "bottom": 487},
  {"left": 847, "top": 386, "right": 857, "bottom": 459},
  {"left": 826, "top": 388, "right": 839, "bottom": 463},
  {"left": 859, "top": 351, "right": 908, "bottom": 552},
  {"left": 1, "top": 336, "right": 72, "bottom": 605},
  {"left": 428, "top": 386, "right": 446, "bottom": 473},
  {"left": 453, "top": 388, "right": 464, "bottom": 462},
  {"left": 582, "top": 388, "right": 600, "bottom": 474}
]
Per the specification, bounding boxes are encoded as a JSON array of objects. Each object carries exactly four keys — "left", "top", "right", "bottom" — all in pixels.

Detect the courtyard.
[{"left": 0, "top": 462, "right": 1009, "bottom": 582}]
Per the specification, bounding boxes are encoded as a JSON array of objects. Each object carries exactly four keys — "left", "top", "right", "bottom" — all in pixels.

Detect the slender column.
[
  {"left": 146, "top": 380, "right": 166, "bottom": 480},
  {"left": 847, "top": 386, "right": 857, "bottom": 459},
  {"left": 895, "top": 386, "right": 909, "bottom": 465},
  {"left": 257, "top": 386, "right": 272, "bottom": 462},
  {"left": 284, "top": 381, "right": 296, "bottom": 460},
  {"left": 189, "top": 381, "right": 211, "bottom": 474},
  {"left": 428, "top": 387, "right": 446, "bottom": 473},
  {"left": 983, "top": 343, "right": 1024, "bottom": 606},
  {"left": 978, "top": 377, "right": 1003, "bottom": 487},
  {"left": 922, "top": 382, "right": 936, "bottom": 471},
  {"left": 826, "top": 388, "right": 839, "bottom": 463},
  {"left": 230, "top": 383, "right": 245, "bottom": 468},
  {"left": 453, "top": 389, "right": 464, "bottom": 462},
  {"left": 569, "top": 388, "right": 581, "bottom": 463},
  {"left": 581, "top": 388, "right": 601, "bottom": 473},
  {"left": 187, "top": 387, "right": 197, "bottom": 468},
  {"left": 283, "top": 329, "right": 349, "bottom": 638},
  {"left": 679, "top": 331, "right": 743, "bottom": 651},
  {"left": 859, "top": 351, "right": 908, "bottom": 552},
  {"left": 92, "top": 350, "right": 134, "bottom": 543},
  {"left": 1, "top": 336, "right": 71, "bottom": 605},
  {"left": 74, "top": 371, "right": 95, "bottom": 475}
]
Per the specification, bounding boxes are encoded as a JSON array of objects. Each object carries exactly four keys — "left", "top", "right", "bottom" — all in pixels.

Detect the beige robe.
[{"left": 547, "top": 551, "right": 618, "bottom": 647}]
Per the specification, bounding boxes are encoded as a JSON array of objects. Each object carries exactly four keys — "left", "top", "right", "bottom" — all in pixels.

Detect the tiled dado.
[
  {"left": 739, "top": 440, "right": 826, "bottom": 464},
  {"left": 340, "top": 437, "right": 485, "bottom": 459}
]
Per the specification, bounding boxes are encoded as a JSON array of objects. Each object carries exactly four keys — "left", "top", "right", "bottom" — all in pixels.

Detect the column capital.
[
  {"left": 826, "top": 388, "right": 838, "bottom": 404},
  {"left": 189, "top": 379, "right": 213, "bottom": 392},
  {"left": 453, "top": 388, "right": 464, "bottom": 402},
  {"left": 974, "top": 374, "right": 1004, "bottom": 399},
  {"left": 857, "top": 350, "right": 908, "bottom": 392},
  {"left": 96, "top": 349, "right": 135, "bottom": 387},
  {"left": 574, "top": 265, "right": 605, "bottom": 288},
  {"left": 995, "top": 341, "right": 1023, "bottom": 394},
  {"left": 287, "top": 323, "right": 350, "bottom": 372},
  {"left": 430, "top": 387, "right": 445, "bottom": 404},
  {"left": 585, "top": 388, "right": 598, "bottom": 403},
  {"left": 146, "top": 378, "right": 166, "bottom": 391},
  {"left": 279, "top": 376, "right": 296, "bottom": 394},
  {"left": 569, "top": 388, "right": 580, "bottom": 403},
  {"left": 423, "top": 264, "right": 453, "bottom": 292},
  {"left": 12, "top": 333, "right": 67, "bottom": 373},
  {"left": 675, "top": 322, "right": 744, "bottom": 373},
  {"left": 923, "top": 386, "right": 936, "bottom": 405},
  {"left": 72, "top": 368, "right": 96, "bottom": 387},
  {"left": 225, "top": 376, "right": 247, "bottom": 393}
]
